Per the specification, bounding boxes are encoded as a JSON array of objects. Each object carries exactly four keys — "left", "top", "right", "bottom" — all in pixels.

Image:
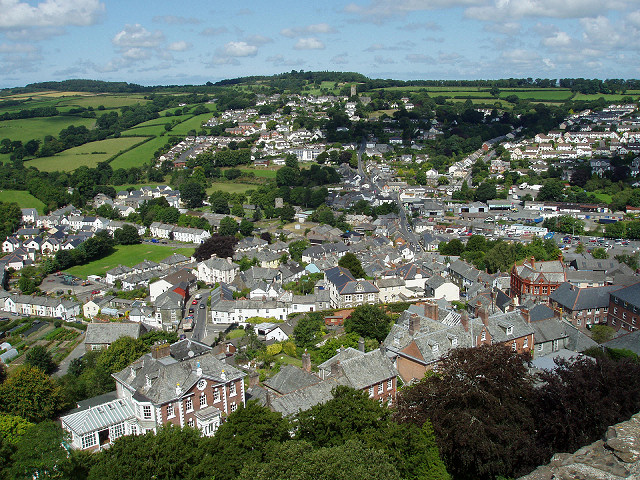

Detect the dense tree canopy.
[{"left": 344, "top": 304, "right": 393, "bottom": 342}]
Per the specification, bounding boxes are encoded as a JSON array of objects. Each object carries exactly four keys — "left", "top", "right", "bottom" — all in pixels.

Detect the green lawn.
[
  {"left": 0, "top": 116, "right": 96, "bottom": 143},
  {"left": 239, "top": 166, "right": 279, "bottom": 178},
  {"left": 65, "top": 244, "right": 195, "bottom": 278},
  {"left": 0, "top": 189, "right": 46, "bottom": 213},
  {"left": 207, "top": 182, "right": 257, "bottom": 195},
  {"left": 591, "top": 192, "right": 613, "bottom": 203},
  {"left": 226, "top": 329, "right": 246, "bottom": 339},
  {"left": 499, "top": 90, "right": 574, "bottom": 101},
  {"left": 121, "top": 124, "right": 168, "bottom": 136},
  {"left": 276, "top": 355, "right": 302, "bottom": 367},
  {"left": 110, "top": 135, "right": 169, "bottom": 169},
  {"left": 573, "top": 93, "right": 633, "bottom": 101},
  {"left": 25, "top": 137, "right": 146, "bottom": 172}
]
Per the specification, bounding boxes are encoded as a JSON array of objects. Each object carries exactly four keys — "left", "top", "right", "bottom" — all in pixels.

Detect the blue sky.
[{"left": 1, "top": 0, "right": 640, "bottom": 88}]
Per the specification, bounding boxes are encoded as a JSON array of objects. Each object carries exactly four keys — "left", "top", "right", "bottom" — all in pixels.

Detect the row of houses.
[{"left": 0, "top": 292, "right": 80, "bottom": 320}]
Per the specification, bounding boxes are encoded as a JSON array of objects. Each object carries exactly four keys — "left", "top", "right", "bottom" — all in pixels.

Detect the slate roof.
[
  {"left": 514, "top": 258, "right": 566, "bottom": 283},
  {"left": 528, "top": 303, "right": 556, "bottom": 322},
  {"left": 603, "top": 330, "right": 640, "bottom": 355},
  {"left": 113, "top": 342, "right": 245, "bottom": 406},
  {"left": 270, "top": 375, "right": 346, "bottom": 417},
  {"left": 609, "top": 281, "right": 640, "bottom": 307},
  {"left": 530, "top": 318, "right": 569, "bottom": 344},
  {"left": 85, "top": 322, "right": 144, "bottom": 345},
  {"left": 263, "top": 365, "right": 320, "bottom": 395},
  {"left": 549, "top": 283, "right": 622, "bottom": 311}
]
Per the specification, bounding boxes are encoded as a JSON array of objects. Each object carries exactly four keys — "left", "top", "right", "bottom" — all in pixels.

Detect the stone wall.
[{"left": 519, "top": 413, "right": 640, "bottom": 480}]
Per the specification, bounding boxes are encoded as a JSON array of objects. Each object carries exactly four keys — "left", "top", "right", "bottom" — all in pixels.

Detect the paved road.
[{"left": 54, "top": 335, "right": 86, "bottom": 377}]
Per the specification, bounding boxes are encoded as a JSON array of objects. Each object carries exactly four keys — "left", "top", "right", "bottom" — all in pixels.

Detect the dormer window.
[
  {"left": 452, "top": 337, "right": 458, "bottom": 347},
  {"left": 356, "top": 283, "right": 364, "bottom": 292},
  {"left": 506, "top": 325, "right": 514, "bottom": 335},
  {"left": 432, "top": 343, "right": 439, "bottom": 355}
]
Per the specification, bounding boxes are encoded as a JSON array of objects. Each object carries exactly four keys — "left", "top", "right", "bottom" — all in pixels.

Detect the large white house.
[{"left": 197, "top": 257, "right": 239, "bottom": 285}]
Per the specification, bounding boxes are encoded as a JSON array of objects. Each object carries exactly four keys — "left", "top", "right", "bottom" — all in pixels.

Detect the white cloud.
[
  {"left": 121, "top": 47, "right": 151, "bottom": 60},
  {"left": 281, "top": 23, "right": 336, "bottom": 37},
  {"left": 243, "top": 34, "right": 272, "bottom": 46},
  {"left": 222, "top": 41, "right": 258, "bottom": 57},
  {"left": 0, "top": 42, "right": 37, "bottom": 53},
  {"left": 113, "top": 24, "right": 164, "bottom": 49},
  {"left": 168, "top": 41, "right": 191, "bottom": 52},
  {"left": 294, "top": 37, "right": 325, "bottom": 50},
  {"left": 542, "top": 31, "right": 572, "bottom": 48},
  {"left": 345, "top": 0, "right": 484, "bottom": 23},
  {"left": 4, "top": 26, "right": 64, "bottom": 40},
  {"left": 0, "top": 0, "right": 104, "bottom": 28},
  {"left": 466, "top": 0, "right": 622, "bottom": 22},
  {"left": 580, "top": 16, "right": 622, "bottom": 47}
]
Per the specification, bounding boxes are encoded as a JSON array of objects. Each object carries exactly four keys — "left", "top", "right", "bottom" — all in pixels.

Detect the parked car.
[
  {"left": 192, "top": 300, "right": 198, "bottom": 305},
  {"left": 199, "top": 304, "right": 205, "bottom": 309},
  {"left": 91, "top": 290, "right": 100, "bottom": 295}
]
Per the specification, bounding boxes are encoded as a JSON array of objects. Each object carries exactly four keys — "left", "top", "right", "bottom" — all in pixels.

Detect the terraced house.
[
  {"left": 323, "top": 266, "right": 379, "bottom": 308},
  {"left": 607, "top": 281, "right": 640, "bottom": 333}
]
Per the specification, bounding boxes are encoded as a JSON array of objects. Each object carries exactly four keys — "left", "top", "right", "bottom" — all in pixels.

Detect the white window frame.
[
  {"left": 166, "top": 403, "right": 174, "bottom": 418},
  {"left": 214, "top": 388, "right": 220, "bottom": 402},
  {"left": 187, "top": 418, "right": 195, "bottom": 427},
  {"left": 230, "top": 382, "right": 236, "bottom": 396},
  {"left": 185, "top": 397, "right": 193, "bottom": 412},
  {"left": 143, "top": 405, "right": 152, "bottom": 420},
  {"left": 111, "top": 423, "right": 125, "bottom": 440},
  {"left": 81, "top": 433, "right": 96, "bottom": 449},
  {"left": 387, "top": 379, "right": 393, "bottom": 391},
  {"left": 200, "top": 393, "right": 207, "bottom": 408},
  {"left": 230, "top": 402, "right": 237, "bottom": 412},
  {"left": 369, "top": 386, "right": 374, "bottom": 397},
  {"left": 377, "top": 383, "right": 383, "bottom": 394}
]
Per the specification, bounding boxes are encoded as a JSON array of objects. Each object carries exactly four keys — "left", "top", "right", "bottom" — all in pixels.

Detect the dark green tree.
[
  {"left": 338, "top": 252, "right": 366, "bottom": 278},
  {"left": 113, "top": 224, "right": 141, "bottom": 245},
  {"left": 25, "top": 345, "right": 56, "bottom": 374},
  {"left": 219, "top": 216, "right": 239, "bottom": 236},
  {"left": 0, "top": 366, "right": 66, "bottom": 423},
  {"left": 344, "top": 304, "right": 393, "bottom": 342},
  {"left": 179, "top": 180, "right": 206, "bottom": 208}
]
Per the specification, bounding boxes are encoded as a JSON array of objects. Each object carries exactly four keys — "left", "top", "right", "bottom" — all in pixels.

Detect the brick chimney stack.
[
  {"left": 302, "top": 351, "right": 311, "bottom": 373},
  {"left": 409, "top": 314, "right": 420, "bottom": 336},
  {"left": 358, "top": 337, "right": 365, "bottom": 353},
  {"left": 152, "top": 341, "right": 171, "bottom": 359},
  {"left": 330, "top": 360, "right": 342, "bottom": 377},
  {"left": 460, "top": 310, "right": 469, "bottom": 332},
  {"left": 521, "top": 307, "right": 531, "bottom": 323},
  {"left": 478, "top": 306, "right": 488, "bottom": 326}
]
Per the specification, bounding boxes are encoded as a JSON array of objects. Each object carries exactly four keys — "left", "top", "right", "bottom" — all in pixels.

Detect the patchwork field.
[
  {"left": 0, "top": 189, "right": 46, "bottom": 213},
  {"left": 0, "top": 116, "right": 96, "bottom": 143},
  {"left": 26, "top": 137, "right": 146, "bottom": 172},
  {"left": 170, "top": 112, "right": 215, "bottom": 135},
  {"left": 110, "top": 135, "right": 169, "bottom": 169},
  {"left": 55, "top": 94, "right": 149, "bottom": 109},
  {"left": 239, "top": 166, "right": 279, "bottom": 178},
  {"left": 64, "top": 244, "right": 195, "bottom": 278}
]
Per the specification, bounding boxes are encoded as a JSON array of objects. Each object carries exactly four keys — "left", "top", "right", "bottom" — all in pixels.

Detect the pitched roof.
[
  {"left": 549, "top": 283, "right": 622, "bottom": 311},
  {"left": 263, "top": 365, "right": 320, "bottom": 395},
  {"left": 85, "top": 322, "right": 143, "bottom": 345}
]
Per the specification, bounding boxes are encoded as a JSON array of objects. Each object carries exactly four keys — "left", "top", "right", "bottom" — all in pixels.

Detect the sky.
[{"left": 1, "top": 0, "right": 640, "bottom": 88}]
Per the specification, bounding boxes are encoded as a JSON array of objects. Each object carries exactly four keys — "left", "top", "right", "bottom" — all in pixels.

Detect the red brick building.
[
  {"left": 607, "top": 281, "right": 640, "bottom": 333},
  {"left": 510, "top": 257, "right": 566, "bottom": 301}
]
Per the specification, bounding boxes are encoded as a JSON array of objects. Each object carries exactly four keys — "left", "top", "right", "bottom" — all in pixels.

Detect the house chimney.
[
  {"left": 330, "top": 360, "right": 342, "bottom": 377},
  {"left": 521, "top": 307, "right": 530, "bottom": 323},
  {"left": 474, "top": 300, "right": 482, "bottom": 316},
  {"left": 265, "top": 390, "right": 272, "bottom": 408},
  {"left": 152, "top": 341, "right": 171, "bottom": 359},
  {"left": 176, "top": 383, "right": 182, "bottom": 396},
  {"left": 530, "top": 256, "right": 535, "bottom": 269},
  {"left": 408, "top": 314, "right": 420, "bottom": 336},
  {"left": 358, "top": 337, "right": 365, "bottom": 353},
  {"left": 460, "top": 311, "right": 469, "bottom": 332},
  {"left": 196, "top": 361, "right": 203, "bottom": 377},
  {"left": 478, "top": 307, "right": 488, "bottom": 326},
  {"left": 249, "top": 371, "right": 259, "bottom": 388},
  {"left": 302, "top": 351, "right": 311, "bottom": 373}
]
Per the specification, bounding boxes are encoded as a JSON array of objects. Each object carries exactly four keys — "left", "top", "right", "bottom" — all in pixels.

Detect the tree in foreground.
[
  {"left": 87, "top": 424, "right": 203, "bottom": 480},
  {"left": 295, "top": 386, "right": 450, "bottom": 480},
  {"left": 238, "top": 439, "right": 399, "bottom": 480},
  {"left": 395, "top": 344, "right": 537, "bottom": 480},
  {"left": 9, "top": 421, "right": 72, "bottom": 480},
  {"left": 25, "top": 345, "right": 56, "bottom": 374},
  {"left": 344, "top": 304, "right": 393, "bottom": 342},
  {"left": 0, "top": 366, "right": 66, "bottom": 423},
  {"left": 193, "top": 401, "right": 291, "bottom": 480}
]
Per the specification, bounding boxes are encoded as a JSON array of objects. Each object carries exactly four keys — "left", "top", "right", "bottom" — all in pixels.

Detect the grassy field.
[
  {"left": 121, "top": 124, "right": 168, "bottom": 136},
  {"left": 0, "top": 116, "right": 96, "bottom": 143},
  {"left": 499, "top": 90, "right": 574, "bottom": 101},
  {"left": 65, "top": 244, "right": 195, "bottom": 278},
  {"left": 55, "top": 94, "right": 148, "bottom": 109},
  {"left": 207, "top": 182, "right": 257, "bottom": 195},
  {"left": 591, "top": 192, "right": 613, "bottom": 204},
  {"left": 110, "top": 135, "right": 168, "bottom": 169},
  {"left": 26, "top": 137, "right": 146, "bottom": 172},
  {"left": 0, "top": 189, "right": 46, "bottom": 213},
  {"left": 573, "top": 93, "right": 633, "bottom": 101},
  {"left": 170, "top": 112, "right": 215, "bottom": 135},
  {"left": 239, "top": 166, "right": 279, "bottom": 178}
]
